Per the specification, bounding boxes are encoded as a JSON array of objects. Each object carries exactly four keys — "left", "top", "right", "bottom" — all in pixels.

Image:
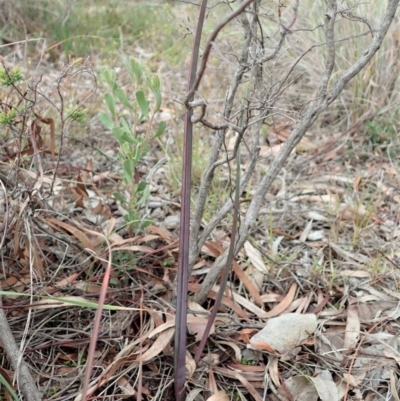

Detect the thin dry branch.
[
  {"left": 189, "top": 0, "right": 300, "bottom": 272},
  {"left": 193, "top": 0, "right": 400, "bottom": 304},
  {"left": 188, "top": 2, "right": 257, "bottom": 273},
  {"left": 0, "top": 289, "right": 43, "bottom": 401}
]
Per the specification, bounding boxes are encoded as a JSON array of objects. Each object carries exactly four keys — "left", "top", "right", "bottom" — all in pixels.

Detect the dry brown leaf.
[
  {"left": 309, "top": 293, "right": 330, "bottom": 314},
  {"left": 146, "top": 225, "right": 173, "bottom": 242},
  {"left": 139, "top": 234, "right": 160, "bottom": 243},
  {"left": 111, "top": 245, "right": 154, "bottom": 253},
  {"left": 264, "top": 283, "right": 297, "bottom": 318},
  {"left": 343, "top": 304, "right": 360, "bottom": 352},
  {"left": 117, "top": 376, "right": 136, "bottom": 396},
  {"left": 29, "top": 240, "right": 45, "bottom": 280},
  {"left": 203, "top": 240, "right": 263, "bottom": 305},
  {"left": 202, "top": 241, "right": 224, "bottom": 258},
  {"left": 136, "top": 327, "right": 174, "bottom": 362},
  {"left": 72, "top": 282, "right": 102, "bottom": 294},
  {"left": 218, "top": 341, "right": 241, "bottom": 362},
  {"left": 343, "top": 372, "right": 366, "bottom": 387},
  {"left": 309, "top": 370, "right": 339, "bottom": 401},
  {"left": 259, "top": 143, "right": 287, "bottom": 158},
  {"left": 188, "top": 317, "right": 215, "bottom": 341},
  {"left": 292, "top": 296, "right": 309, "bottom": 314},
  {"left": 281, "top": 376, "right": 318, "bottom": 401},
  {"left": 186, "top": 351, "right": 196, "bottom": 381},
  {"left": 209, "top": 367, "right": 218, "bottom": 394},
  {"left": 329, "top": 242, "right": 370, "bottom": 264},
  {"left": 259, "top": 293, "right": 283, "bottom": 303},
  {"left": 188, "top": 283, "right": 249, "bottom": 319},
  {"left": 187, "top": 389, "right": 204, "bottom": 401},
  {"left": 42, "top": 273, "right": 81, "bottom": 295},
  {"left": 206, "top": 391, "right": 229, "bottom": 401},
  {"left": 142, "top": 306, "right": 164, "bottom": 329},
  {"left": 232, "top": 261, "right": 263, "bottom": 305},
  {"left": 109, "top": 235, "right": 141, "bottom": 247},
  {"left": 239, "top": 328, "right": 258, "bottom": 344},
  {"left": 45, "top": 218, "right": 95, "bottom": 251},
  {"left": 34, "top": 115, "right": 56, "bottom": 160},
  {"left": 229, "top": 363, "right": 265, "bottom": 372},
  {"left": 268, "top": 357, "right": 280, "bottom": 388},
  {"left": 213, "top": 285, "right": 267, "bottom": 318},
  {"left": 214, "top": 366, "right": 263, "bottom": 401},
  {"left": 384, "top": 349, "right": 400, "bottom": 366},
  {"left": 290, "top": 193, "right": 338, "bottom": 205},
  {"left": 244, "top": 265, "right": 264, "bottom": 295},
  {"left": 390, "top": 370, "right": 400, "bottom": 401},
  {"left": 0, "top": 276, "right": 19, "bottom": 290},
  {"left": 244, "top": 241, "right": 269, "bottom": 274}
]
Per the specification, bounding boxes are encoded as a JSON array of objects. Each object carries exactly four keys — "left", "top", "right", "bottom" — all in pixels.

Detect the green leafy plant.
[
  {"left": 0, "top": 66, "right": 23, "bottom": 87},
  {"left": 99, "top": 58, "right": 166, "bottom": 233},
  {"left": 364, "top": 113, "right": 398, "bottom": 145},
  {"left": 66, "top": 107, "right": 87, "bottom": 123},
  {"left": 0, "top": 109, "right": 17, "bottom": 125}
]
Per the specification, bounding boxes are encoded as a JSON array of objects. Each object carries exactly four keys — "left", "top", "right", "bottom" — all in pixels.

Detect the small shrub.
[{"left": 99, "top": 58, "right": 166, "bottom": 233}]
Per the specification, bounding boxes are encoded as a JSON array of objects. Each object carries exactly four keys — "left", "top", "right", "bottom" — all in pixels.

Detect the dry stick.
[
  {"left": 194, "top": 0, "right": 400, "bottom": 305},
  {"left": 0, "top": 286, "right": 43, "bottom": 401},
  {"left": 184, "top": 0, "right": 255, "bottom": 107},
  {"left": 188, "top": 2, "right": 255, "bottom": 274},
  {"left": 189, "top": 0, "right": 299, "bottom": 272},
  {"left": 175, "top": 0, "right": 207, "bottom": 399},
  {"left": 194, "top": 102, "right": 244, "bottom": 365},
  {"left": 80, "top": 229, "right": 112, "bottom": 401}
]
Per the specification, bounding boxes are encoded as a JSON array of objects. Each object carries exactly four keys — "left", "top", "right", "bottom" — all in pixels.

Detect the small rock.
[
  {"left": 250, "top": 313, "right": 317, "bottom": 354},
  {"left": 164, "top": 214, "right": 180, "bottom": 230}
]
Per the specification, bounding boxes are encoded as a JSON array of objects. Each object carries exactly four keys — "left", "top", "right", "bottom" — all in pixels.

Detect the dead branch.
[
  {"left": 193, "top": 0, "right": 400, "bottom": 304},
  {"left": 0, "top": 289, "right": 43, "bottom": 401}
]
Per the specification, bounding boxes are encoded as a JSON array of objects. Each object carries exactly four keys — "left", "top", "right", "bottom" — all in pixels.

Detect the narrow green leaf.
[
  {"left": 113, "top": 192, "right": 126, "bottom": 204},
  {"left": 141, "top": 218, "right": 152, "bottom": 229},
  {"left": 115, "top": 88, "right": 133, "bottom": 110},
  {"left": 0, "top": 373, "right": 20, "bottom": 401},
  {"left": 104, "top": 93, "right": 117, "bottom": 118},
  {"left": 136, "top": 91, "right": 149, "bottom": 118},
  {"left": 155, "top": 121, "right": 167, "bottom": 138},
  {"left": 131, "top": 58, "right": 142, "bottom": 80},
  {"left": 153, "top": 88, "right": 162, "bottom": 111},
  {"left": 121, "top": 131, "right": 137, "bottom": 144},
  {"left": 101, "top": 68, "right": 117, "bottom": 92},
  {"left": 123, "top": 159, "right": 134, "bottom": 182},
  {"left": 121, "top": 142, "right": 131, "bottom": 155},
  {"left": 111, "top": 127, "right": 124, "bottom": 143},
  {"left": 136, "top": 184, "right": 150, "bottom": 206},
  {"left": 0, "top": 291, "right": 142, "bottom": 311},
  {"left": 120, "top": 117, "right": 131, "bottom": 132},
  {"left": 136, "top": 181, "right": 147, "bottom": 192},
  {"left": 98, "top": 112, "right": 114, "bottom": 131},
  {"left": 152, "top": 75, "right": 161, "bottom": 89}
]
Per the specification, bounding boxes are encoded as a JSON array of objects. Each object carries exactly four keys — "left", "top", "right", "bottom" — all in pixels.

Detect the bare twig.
[
  {"left": 184, "top": 0, "right": 255, "bottom": 107},
  {"left": 175, "top": 0, "right": 208, "bottom": 399},
  {"left": 0, "top": 288, "right": 43, "bottom": 401},
  {"left": 188, "top": 0, "right": 256, "bottom": 274},
  {"left": 193, "top": 0, "right": 400, "bottom": 304}
]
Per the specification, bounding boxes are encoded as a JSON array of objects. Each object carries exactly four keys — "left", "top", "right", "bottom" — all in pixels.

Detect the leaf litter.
[{"left": 1, "top": 30, "right": 400, "bottom": 401}]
